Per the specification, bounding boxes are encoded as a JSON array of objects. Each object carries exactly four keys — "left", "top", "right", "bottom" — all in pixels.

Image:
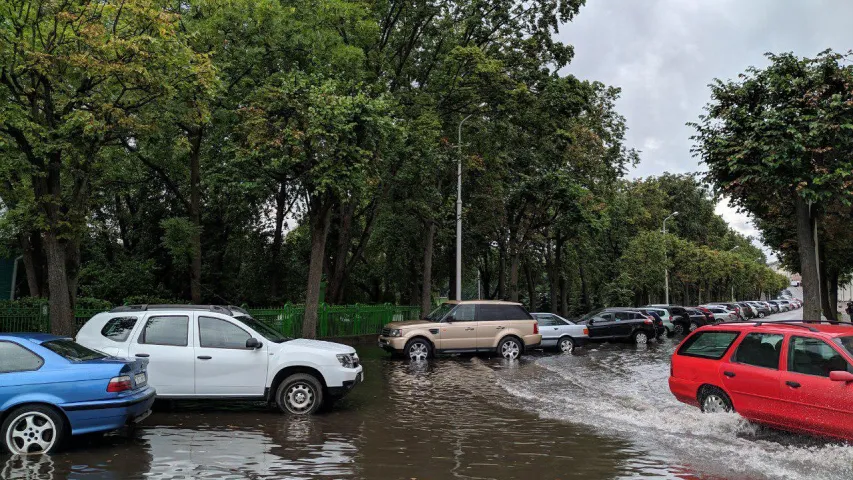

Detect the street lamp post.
[
  {"left": 662, "top": 212, "right": 679, "bottom": 305},
  {"left": 456, "top": 113, "right": 475, "bottom": 301}
]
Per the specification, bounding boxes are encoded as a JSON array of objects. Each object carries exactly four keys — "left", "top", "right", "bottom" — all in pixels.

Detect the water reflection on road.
[{"left": 3, "top": 331, "right": 852, "bottom": 479}]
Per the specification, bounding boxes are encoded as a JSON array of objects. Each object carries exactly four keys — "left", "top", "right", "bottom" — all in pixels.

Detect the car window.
[
  {"left": 732, "top": 333, "right": 783, "bottom": 369},
  {"left": 199, "top": 316, "right": 251, "bottom": 349},
  {"left": 614, "top": 312, "right": 632, "bottom": 321},
  {"left": 0, "top": 341, "right": 44, "bottom": 373},
  {"left": 535, "top": 315, "right": 556, "bottom": 326},
  {"left": 502, "top": 305, "right": 534, "bottom": 320},
  {"left": 678, "top": 331, "right": 739, "bottom": 359},
  {"left": 42, "top": 339, "right": 106, "bottom": 361},
  {"left": 450, "top": 304, "right": 476, "bottom": 322},
  {"left": 138, "top": 316, "right": 189, "bottom": 346},
  {"left": 598, "top": 313, "right": 614, "bottom": 321},
  {"left": 790, "top": 336, "right": 853, "bottom": 377},
  {"left": 100, "top": 316, "right": 138, "bottom": 342}
]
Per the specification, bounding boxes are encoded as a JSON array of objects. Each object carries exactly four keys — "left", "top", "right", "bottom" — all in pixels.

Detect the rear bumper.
[
  {"left": 668, "top": 376, "right": 700, "bottom": 408},
  {"left": 63, "top": 387, "right": 156, "bottom": 435}
]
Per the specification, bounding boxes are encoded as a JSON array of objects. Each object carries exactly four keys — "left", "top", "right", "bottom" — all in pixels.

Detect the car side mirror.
[
  {"left": 246, "top": 338, "right": 263, "bottom": 349},
  {"left": 587, "top": 319, "right": 595, "bottom": 325},
  {"left": 829, "top": 371, "right": 853, "bottom": 382}
]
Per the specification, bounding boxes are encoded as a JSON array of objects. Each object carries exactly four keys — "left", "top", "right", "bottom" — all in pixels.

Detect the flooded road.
[{"left": 4, "top": 317, "right": 853, "bottom": 479}]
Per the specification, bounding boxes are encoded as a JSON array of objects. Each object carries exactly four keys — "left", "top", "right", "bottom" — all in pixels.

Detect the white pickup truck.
[{"left": 76, "top": 305, "right": 363, "bottom": 415}]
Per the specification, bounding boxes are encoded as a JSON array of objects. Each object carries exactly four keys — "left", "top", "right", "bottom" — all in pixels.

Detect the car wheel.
[
  {"left": 633, "top": 331, "right": 649, "bottom": 345},
  {"left": 404, "top": 338, "right": 432, "bottom": 361},
  {"left": 673, "top": 323, "right": 685, "bottom": 335},
  {"left": 276, "top": 373, "right": 323, "bottom": 415},
  {"left": 758, "top": 312, "right": 765, "bottom": 318},
  {"left": 699, "top": 386, "right": 734, "bottom": 414},
  {"left": 2, "top": 405, "right": 65, "bottom": 455},
  {"left": 557, "top": 336, "right": 574, "bottom": 353},
  {"left": 498, "top": 337, "right": 522, "bottom": 360},
  {"left": 689, "top": 322, "right": 699, "bottom": 332}
]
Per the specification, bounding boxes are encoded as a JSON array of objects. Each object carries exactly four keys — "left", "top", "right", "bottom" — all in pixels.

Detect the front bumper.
[
  {"left": 327, "top": 367, "right": 364, "bottom": 399},
  {"left": 378, "top": 335, "right": 407, "bottom": 352}
]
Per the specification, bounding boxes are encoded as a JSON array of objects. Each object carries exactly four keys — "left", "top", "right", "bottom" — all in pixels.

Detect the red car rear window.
[{"left": 678, "top": 331, "right": 740, "bottom": 359}]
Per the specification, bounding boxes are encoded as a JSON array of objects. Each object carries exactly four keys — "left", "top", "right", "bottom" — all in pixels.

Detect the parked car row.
[{"left": 1, "top": 305, "right": 365, "bottom": 454}]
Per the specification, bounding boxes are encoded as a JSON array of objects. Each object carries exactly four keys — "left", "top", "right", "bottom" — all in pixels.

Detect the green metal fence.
[{"left": 0, "top": 304, "right": 422, "bottom": 338}]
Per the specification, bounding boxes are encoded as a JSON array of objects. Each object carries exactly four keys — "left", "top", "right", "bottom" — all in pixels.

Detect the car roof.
[
  {"left": 0, "top": 333, "right": 66, "bottom": 344},
  {"left": 443, "top": 300, "right": 522, "bottom": 306}
]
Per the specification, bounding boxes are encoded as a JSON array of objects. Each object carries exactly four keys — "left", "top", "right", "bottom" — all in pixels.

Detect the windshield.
[
  {"left": 42, "top": 339, "right": 106, "bottom": 362},
  {"left": 425, "top": 303, "right": 455, "bottom": 321},
  {"left": 236, "top": 316, "right": 290, "bottom": 343},
  {"left": 835, "top": 336, "right": 853, "bottom": 357}
]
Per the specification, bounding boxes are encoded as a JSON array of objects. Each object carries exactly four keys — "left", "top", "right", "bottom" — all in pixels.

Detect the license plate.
[{"left": 134, "top": 372, "right": 147, "bottom": 387}]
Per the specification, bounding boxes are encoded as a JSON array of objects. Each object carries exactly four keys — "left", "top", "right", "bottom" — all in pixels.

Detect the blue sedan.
[{"left": 0, "top": 333, "right": 155, "bottom": 454}]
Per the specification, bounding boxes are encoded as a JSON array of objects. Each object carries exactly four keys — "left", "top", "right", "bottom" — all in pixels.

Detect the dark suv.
[
  {"left": 576, "top": 309, "right": 660, "bottom": 345},
  {"left": 648, "top": 306, "right": 711, "bottom": 336}
]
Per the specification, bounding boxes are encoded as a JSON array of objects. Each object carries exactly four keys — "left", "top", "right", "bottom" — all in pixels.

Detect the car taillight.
[
  {"left": 107, "top": 375, "right": 132, "bottom": 392},
  {"left": 669, "top": 315, "right": 674, "bottom": 321},
  {"left": 644, "top": 316, "right": 653, "bottom": 324},
  {"left": 533, "top": 322, "right": 539, "bottom": 334},
  {"left": 583, "top": 328, "right": 589, "bottom": 335}
]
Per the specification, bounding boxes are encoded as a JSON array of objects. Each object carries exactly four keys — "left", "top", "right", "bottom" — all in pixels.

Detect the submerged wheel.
[
  {"left": 633, "top": 331, "right": 649, "bottom": 345},
  {"left": 558, "top": 336, "right": 575, "bottom": 353},
  {"left": 276, "top": 373, "right": 323, "bottom": 415},
  {"left": 498, "top": 337, "right": 522, "bottom": 360},
  {"left": 699, "top": 386, "right": 733, "bottom": 414},
  {"left": 405, "top": 338, "right": 432, "bottom": 361},
  {"left": 2, "top": 405, "right": 65, "bottom": 455}
]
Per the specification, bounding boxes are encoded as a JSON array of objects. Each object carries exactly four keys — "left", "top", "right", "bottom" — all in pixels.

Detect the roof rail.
[
  {"left": 718, "top": 320, "right": 819, "bottom": 333},
  {"left": 110, "top": 304, "right": 236, "bottom": 316}
]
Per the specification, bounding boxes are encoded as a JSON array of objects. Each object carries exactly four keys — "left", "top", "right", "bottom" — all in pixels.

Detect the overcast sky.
[{"left": 557, "top": 0, "right": 853, "bottom": 259}]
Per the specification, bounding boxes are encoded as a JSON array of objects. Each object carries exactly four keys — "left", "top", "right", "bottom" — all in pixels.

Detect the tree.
[
  {"left": 692, "top": 51, "right": 853, "bottom": 320},
  {"left": 0, "top": 0, "right": 210, "bottom": 334}
]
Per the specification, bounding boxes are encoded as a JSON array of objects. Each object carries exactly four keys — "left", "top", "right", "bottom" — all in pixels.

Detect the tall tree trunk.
[
  {"left": 497, "top": 239, "right": 506, "bottom": 299},
  {"left": 579, "top": 261, "right": 589, "bottom": 311},
  {"left": 546, "top": 237, "right": 558, "bottom": 313},
  {"left": 302, "top": 192, "right": 334, "bottom": 339},
  {"left": 481, "top": 248, "right": 492, "bottom": 300},
  {"left": 329, "top": 199, "right": 356, "bottom": 304},
  {"left": 509, "top": 242, "right": 520, "bottom": 302},
  {"left": 829, "top": 271, "right": 839, "bottom": 320},
  {"left": 795, "top": 196, "right": 821, "bottom": 320},
  {"left": 556, "top": 235, "right": 567, "bottom": 317},
  {"left": 189, "top": 128, "right": 204, "bottom": 304},
  {"left": 818, "top": 243, "right": 835, "bottom": 320},
  {"left": 43, "top": 233, "right": 74, "bottom": 336},
  {"left": 420, "top": 221, "right": 436, "bottom": 317},
  {"left": 269, "top": 182, "right": 288, "bottom": 299},
  {"left": 524, "top": 260, "right": 536, "bottom": 311},
  {"left": 19, "top": 231, "right": 44, "bottom": 297},
  {"left": 448, "top": 245, "right": 457, "bottom": 301}
]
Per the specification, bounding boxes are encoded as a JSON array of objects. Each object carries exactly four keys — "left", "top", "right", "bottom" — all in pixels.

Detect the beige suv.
[{"left": 378, "top": 300, "right": 542, "bottom": 360}]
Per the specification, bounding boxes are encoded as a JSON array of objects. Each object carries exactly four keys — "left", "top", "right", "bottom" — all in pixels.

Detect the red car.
[{"left": 669, "top": 321, "right": 853, "bottom": 442}]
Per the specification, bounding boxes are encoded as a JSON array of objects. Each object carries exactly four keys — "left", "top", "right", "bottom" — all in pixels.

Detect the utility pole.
[
  {"left": 456, "top": 113, "right": 474, "bottom": 301},
  {"left": 662, "top": 211, "right": 679, "bottom": 305}
]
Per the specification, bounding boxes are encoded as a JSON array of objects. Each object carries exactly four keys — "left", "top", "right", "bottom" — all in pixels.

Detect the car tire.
[
  {"left": 276, "top": 373, "right": 324, "bottom": 416},
  {"left": 497, "top": 337, "right": 522, "bottom": 360},
  {"left": 1, "top": 405, "right": 65, "bottom": 455},
  {"left": 404, "top": 338, "right": 432, "bottom": 361},
  {"left": 689, "top": 322, "right": 699, "bottom": 332},
  {"left": 698, "top": 386, "right": 734, "bottom": 414},
  {"left": 557, "top": 336, "right": 575, "bottom": 353},
  {"left": 673, "top": 323, "right": 685, "bottom": 335},
  {"left": 632, "top": 331, "right": 649, "bottom": 345},
  {"left": 758, "top": 312, "right": 765, "bottom": 318}
]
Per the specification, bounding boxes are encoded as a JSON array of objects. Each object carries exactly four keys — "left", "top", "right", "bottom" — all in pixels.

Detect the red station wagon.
[{"left": 669, "top": 321, "right": 853, "bottom": 442}]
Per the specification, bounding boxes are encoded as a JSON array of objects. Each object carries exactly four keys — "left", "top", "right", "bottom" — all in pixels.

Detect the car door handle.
[
  {"left": 135, "top": 353, "right": 150, "bottom": 358},
  {"left": 786, "top": 381, "right": 801, "bottom": 388},
  {"left": 464, "top": 327, "right": 475, "bottom": 331},
  {"left": 723, "top": 371, "right": 735, "bottom": 378},
  {"left": 495, "top": 326, "right": 505, "bottom": 330},
  {"left": 197, "top": 355, "right": 212, "bottom": 360},
  {"left": 553, "top": 327, "right": 559, "bottom": 330}
]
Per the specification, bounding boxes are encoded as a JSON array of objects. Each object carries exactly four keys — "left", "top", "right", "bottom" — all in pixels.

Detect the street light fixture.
[{"left": 663, "top": 211, "right": 679, "bottom": 305}]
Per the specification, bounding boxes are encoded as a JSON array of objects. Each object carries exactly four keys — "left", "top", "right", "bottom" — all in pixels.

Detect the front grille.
[{"left": 380, "top": 327, "right": 392, "bottom": 337}]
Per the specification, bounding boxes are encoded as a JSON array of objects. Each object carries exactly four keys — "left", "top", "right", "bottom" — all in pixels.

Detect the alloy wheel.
[
  {"left": 408, "top": 342, "right": 429, "bottom": 361},
  {"left": 5, "top": 412, "right": 57, "bottom": 455},
  {"left": 501, "top": 340, "right": 520, "bottom": 360},
  {"left": 689, "top": 322, "right": 698, "bottom": 332},
  {"left": 285, "top": 383, "right": 316, "bottom": 414},
  {"left": 702, "top": 394, "right": 730, "bottom": 413},
  {"left": 559, "top": 338, "right": 574, "bottom": 353},
  {"left": 673, "top": 324, "right": 684, "bottom": 335},
  {"left": 635, "top": 332, "right": 648, "bottom": 345}
]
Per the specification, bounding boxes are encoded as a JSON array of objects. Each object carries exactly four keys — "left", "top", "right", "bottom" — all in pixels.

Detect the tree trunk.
[
  {"left": 44, "top": 233, "right": 74, "bottom": 336},
  {"left": 269, "top": 182, "right": 287, "bottom": 299},
  {"left": 546, "top": 237, "right": 558, "bottom": 313},
  {"left": 556, "top": 236, "right": 567, "bottom": 317},
  {"left": 579, "top": 261, "right": 589, "bottom": 311},
  {"left": 420, "top": 221, "right": 436, "bottom": 318},
  {"left": 481, "top": 248, "right": 492, "bottom": 300},
  {"left": 189, "top": 128, "right": 204, "bottom": 304},
  {"left": 829, "top": 271, "right": 839, "bottom": 320},
  {"left": 795, "top": 196, "right": 821, "bottom": 321},
  {"left": 497, "top": 239, "right": 506, "bottom": 299},
  {"left": 302, "top": 192, "right": 334, "bottom": 339},
  {"left": 509, "top": 243, "right": 520, "bottom": 302},
  {"left": 19, "top": 231, "right": 44, "bottom": 297},
  {"left": 524, "top": 260, "right": 536, "bottom": 311},
  {"left": 329, "top": 199, "right": 356, "bottom": 304}
]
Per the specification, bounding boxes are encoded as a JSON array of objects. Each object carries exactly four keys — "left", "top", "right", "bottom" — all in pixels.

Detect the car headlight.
[
  {"left": 337, "top": 353, "right": 358, "bottom": 368},
  {"left": 388, "top": 329, "right": 403, "bottom": 337}
]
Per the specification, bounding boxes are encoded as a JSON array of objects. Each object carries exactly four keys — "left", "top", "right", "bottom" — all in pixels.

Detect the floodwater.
[{"left": 4, "top": 318, "right": 853, "bottom": 479}]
